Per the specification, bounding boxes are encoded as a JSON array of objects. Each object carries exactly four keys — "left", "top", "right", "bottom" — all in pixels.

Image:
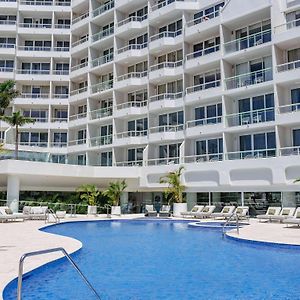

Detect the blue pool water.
[{"left": 3, "top": 219, "right": 300, "bottom": 300}]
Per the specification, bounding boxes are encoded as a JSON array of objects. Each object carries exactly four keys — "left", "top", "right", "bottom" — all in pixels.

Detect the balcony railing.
[
  {"left": 151, "top": 0, "right": 196, "bottom": 11},
  {"left": 116, "top": 130, "right": 148, "bottom": 139},
  {"left": 224, "top": 29, "right": 271, "bottom": 54},
  {"left": 278, "top": 103, "right": 300, "bottom": 114},
  {"left": 117, "top": 43, "right": 147, "bottom": 54},
  {"left": 91, "top": 27, "right": 114, "bottom": 43},
  {"left": 274, "top": 18, "right": 300, "bottom": 34},
  {"left": 16, "top": 69, "right": 69, "bottom": 75},
  {"left": 71, "top": 61, "right": 88, "bottom": 72},
  {"left": 0, "top": 43, "right": 15, "bottom": 49},
  {"left": 150, "top": 30, "right": 182, "bottom": 42},
  {"left": 0, "top": 67, "right": 14, "bottom": 72},
  {"left": 51, "top": 117, "right": 68, "bottom": 122},
  {"left": 70, "top": 86, "right": 87, "bottom": 96},
  {"left": 71, "top": 36, "right": 89, "bottom": 48},
  {"left": 54, "top": 24, "right": 70, "bottom": 29},
  {"left": 184, "top": 153, "right": 223, "bottom": 163},
  {"left": 91, "top": 53, "right": 113, "bottom": 68},
  {"left": 0, "top": 20, "right": 16, "bottom": 25},
  {"left": 186, "top": 10, "right": 220, "bottom": 28},
  {"left": 226, "top": 108, "right": 275, "bottom": 127},
  {"left": 147, "top": 157, "right": 180, "bottom": 166},
  {"left": 90, "top": 107, "right": 113, "bottom": 120},
  {"left": 117, "top": 15, "right": 147, "bottom": 27},
  {"left": 18, "top": 46, "right": 51, "bottom": 51},
  {"left": 20, "top": 0, "right": 53, "bottom": 5},
  {"left": 90, "top": 80, "right": 113, "bottom": 94},
  {"left": 89, "top": 135, "right": 112, "bottom": 147},
  {"left": 72, "top": 12, "right": 89, "bottom": 25},
  {"left": 286, "top": 0, "right": 300, "bottom": 7},
  {"left": 187, "top": 116, "right": 222, "bottom": 128},
  {"left": 150, "top": 60, "right": 182, "bottom": 71},
  {"left": 50, "top": 142, "right": 67, "bottom": 148},
  {"left": 19, "top": 141, "right": 48, "bottom": 147},
  {"left": 69, "top": 112, "right": 87, "bottom": 121},
  {"left": 225, "top": 68, "right": 273, "bottom": 90},
  {"left": 186, "top": 45, "right": 220, "bottom": 61},
  {"left": 117, "top": 71, "right": 147, "bottom": 81},
  {"left": 68, "top": 139, "right": 86, "bottom": 146},
  {"left": 115, "top": 160, "right": 143, "bottom": 167},
  {"left": 92, "top": 0, "right": 114, "bottom": 18},
  {"left": 116, "top": 101, "right": 147, "bottom": 110},
  {"left": 277, "top": 59, "right": 300, "bottom": 72},
  {"left": 186, "top": 79, "right": 220, "bottom": 94},
  {"left": 150, "top": 92, "right": 183, "bottom": 102},
  {"left": 280, "top": 146, "right": 300, "bottom": 156},
  {"left": 53, "top": 93, "right": 68, "bottom": 99},
  {"left": 226, "top": 149, "right": 276, "bottom": 160},
  {"left": 18, "top": 23, "right": 52, "bottom": 28},
  {"left": 20, "top": 93, "right": 50, "bottom": 98},
  {"left": 149, "top": 124, "right": 184, "bottom": 134}
]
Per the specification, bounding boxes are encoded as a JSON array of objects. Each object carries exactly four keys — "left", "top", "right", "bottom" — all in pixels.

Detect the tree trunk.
[{"left": 15, "top": 125, "right": 18, "bottom": 160}]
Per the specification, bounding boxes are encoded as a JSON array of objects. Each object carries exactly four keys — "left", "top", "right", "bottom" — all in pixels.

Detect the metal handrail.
[
  {"left": 222, "top": 211, "right": 239, "bottom": 236},
  {"left": 17, "top": 247, "right": 101, "bottom": 300},
  {"left": 104, "top": 204, "right": 111, "bottom": 218},
  {"left": 45, "top": 208, "right": 59, "bottom": 224}
]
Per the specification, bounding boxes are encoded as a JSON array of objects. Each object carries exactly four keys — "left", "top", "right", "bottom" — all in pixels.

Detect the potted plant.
[
  {"left": 160, "top": 166, "right": 186, "bottom": 217},
  {"left": 76, "top": 184, "right": 100, "bottom": 215},
  {"left": 103, "top": 180, "right": 127, "bottom": 216}
]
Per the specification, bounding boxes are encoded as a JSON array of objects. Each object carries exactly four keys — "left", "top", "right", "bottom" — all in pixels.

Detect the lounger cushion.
[
  {"left": 236, "top": 208, "right": 243, "bottom": 214},
  {"left": 223, "top": 207, "right": 230, "bottom": 213},
  {"left": 5, "top": 208, "right": 13, "bottom": 215},
  {"left": 297, "top": 212, "right": 300, "bottom": 219},
  {"left": 282, "top": 209, "right": 290, "bottom": 216},
  {"left": 268, "top": 208, "right": 276, "bottom": 215},
  {"left": 191, "top": 207, "right": 198, "bottom": 212},
  {"left": 202, "top": 207, "right": 209, "bottom": 213},
  {"left": 31, "top": 207, "right": 43, "bottom": 214},
  {"left": 23, "top": 206, "right": 31, "bottom": 215}
]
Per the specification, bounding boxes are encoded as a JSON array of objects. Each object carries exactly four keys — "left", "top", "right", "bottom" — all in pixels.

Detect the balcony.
[
  {"left": 19, "top": 0, "right": 70, "bottom": 8},
  {"left": 89, "top": 135, "right": 112, "bottom": 148},
  {"left": 226, "top": 149, "right": 276, "bottom": 160},
  {"left": 185, "top": 45, "right": 220, "bottom": 72},
  {"left": 184, "top": 153, "right": 223, "bottom": 164},
  {"left": 224, "top": 68, "right": 273, "bottom": 91},
  {"left": 186, "top": 117, "right": 223, "bottom": 137},
  {"left": 147, "top": 157, "right": 180, "bottom": 166},
  {"left": 0, "top": 67, "right": 14, "bottom": 79},
  {"left": 149, "top": 92, "right": 183, "bottom": 112},
  {"left": 69, "top": 112, "right": 87, "bottom": 127},
  {"left": 70, "top": 61, "right": 88, "bottom": 78},
  {"left": 115, "top": 160, "right": 143, "bottom": 167},
  {"left": 274, "top": 18, "right": 300, "bottom": 45},
  {"left": 50, "top": 141, "right": 67, "bottom": 148},
  {"left": 116, "top": 43, "right": 148, "bottom": 64},
  {"left": 0, "top": 19, "right": 16, "bottom": 32},
  {"left": 71, "top": 36, "right": 89, "bottom": 54},
  {"left": 19, "top": 141, "right": 48, "bottom": 148},
  {"left": 116, "top": 15, "right": 148, "bottom": 38},
  {"left": 185, "top": 80, "right": 221, "bottom": 104},
  {"left": 277, "top": 103, "right": 300, "bottom": 125},
  {"left": 148, "top": 125, "right": 184, "bottom": 143},
  {"left": 92, "top": 0, "right": 114, "bottom": 19},
  {"left": 68, "top": 139, "right": 87, "bottom": 151},
  {"left": 149, "top": 30, "right": 183, "bottom": 53},
  {"left": 16, "top": 69, "right": 69, "bottom": 81},
  {"left": 90, "top": 80, "right": 113, "bottom": 96},
  {"left": 149, "top": 61, "right": 182, "bottom": 83},
  {"left": 114, "top": 101, "right": 147, "bottom": 118},
  {"left": 280, "top": 146, "right": 300, "bottom": 157},
  {"left": 69, "top": 86, "right": 88, "bottom": 102},
  {"left": 51, "top": 117, "right": 68, "bottom": 123},
  {"left": 114, "top": 131, "right": 148, "bottom": 147},
  {"left": 17, "top": 46, "right": 69, "bottom": 57},
  {"left": 226, "top": 108, "right": 275, "bottom": 128},
  {"left": 90, "top": 53, "right": 113, "bottom": 73},
  {"left": 72, "top": 12, "right": 89, "bottom": 30},
  {"left": 224, "top": 30, "right": 272, "bottom": 55},
  {"left": 91, "top": 27, "right": 114, "bottom": 45},
  {"left": 0, "top": 0, "right": 17, "bottom": 8},
  {"left": 276, "top": 60, "right": 300, "bottom": 84},
  {"left": 90, "top": 107, "right": 113, "bottom": 121},
  {"left": 0, "top": 44, "right": 16, "bottom": 55},
  {"left": 286, "top": 0, "right": 300, "bottom": 8},
  {"left": 115, "top": 72, "right": 147, "bottom": 91}
]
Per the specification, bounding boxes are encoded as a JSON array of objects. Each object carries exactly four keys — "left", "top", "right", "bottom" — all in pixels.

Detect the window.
[
  {"left": 23, "top": 109, "right": 47, "bottom": 122},
  {"left": 77, "top": 130, "right": 86, "bottom": 143},
  {"left": 159, "top": 19, "right": 182, "bottom": 35},
  {"left": 286, "top": 10, "right": 300, "bottom": 28},
  {"left": 193, "top": 36, "right": 220, "bottom": 56},
  {"left": 77, "top": 154, "right": 86, "bottom": 165},
  {"left": 193, "top": 2, "right": 224, "bottom": 23},
  {"left": 159, "top": 111, "right": 184, "bottom": 129},
  {"left": 127, "top": 61, "right": 147, "bottom": 73},
  {"left": 128, "top": 89, "right": 147, "bottom": 102},
  {"left": 128, "top": 33, "right": 148, "bottom": 46},
  {"left": 100, "top": 124, "right": 112, "bottom": 136},
  {"left": 193, "top": 71, "right": 221, "bottom": 89},
  {"left": 100, "top": 152, "right": 112, "bottom": 166},
  {"left": 159, "top": 143, "right": 181, "bottom": 164},
  {"left": 20, "top": 132, "right": 48, "bottom": 147},
  {"left": 51, "top": 155, "right": 66, "bottom": 164},
  {"left": 53, "top": 132, "right": 67, "bottom": 147},
  {"left": 293, "top": 129, "right": 300, "bottom": 147},
  {"left": 196, "top": 138, "right": 223, "bottom": 161},
  {"left": 157, "top": 79, "right": 183, "bottom": 95},
  {"left": 128, "top": 148, "right": 144, "bottom": 162},
  {"left": 127, "top": 118, "right": 148, "bottom": 135},
  {"left": 0, "top": 60, "right": 14, "bottom": 71},
  {"left": 195, "top": 103, "right": 222, "bottom": 125}
]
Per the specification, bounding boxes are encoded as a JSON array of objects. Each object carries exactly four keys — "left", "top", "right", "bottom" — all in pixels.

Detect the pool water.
[{"left": 3, "top": 220, "right": 300, "bottom": 300}]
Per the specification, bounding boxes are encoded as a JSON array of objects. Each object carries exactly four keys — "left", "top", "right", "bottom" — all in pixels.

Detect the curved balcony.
[
  {"left": 148, "top": 124, "right": 184, "bottom": 142},
  {"left": 115, "top": 72, "right": 147, "bottom": 91},
  {"left": 0, "top": 44, "right": 15, "bottom": 56},
  {"left": 89, "top": 107, "right": 113, "bottom": 121},
  {"left": 72, "top": 12, "right": 89, "bottom": 31},
  {"left": 68, "top": 139, "right": 87, "bottom": 151},
  {"left": 91, "top": 27, "right": 114, "bottom": 45},
  {"left": 280, "top": 146, "right": 300, "bottom": 157},
  {"left": 186, "top": 117, "right": 223, "bottom": 137},
  {"left": 89, "top": 135, "right": 112, "bottom": 148},
  {"left": 90, "top": 53, "right": 113, "bottom": 73},
  {"left": 68, "top": 112, "right": 87, "bottom": 128},
  {"left": 69, "top": 86, "right": 88, "bottom": 102},
  {"left": 116, "top": 43, "right": 148, "bottom": 63},
  {"left": 90, "top": 80, "right": 113, "bottom": 96},
  {"left": 149, "top": 30, "right": 183, "bottom": 53},
  {"left": 71, "top": 36, "right": 89, "bottom": 54},
  {"left": 114, "top": 101, "right": 147, "bottom": 118},
  {"left": 92, "top": 0, "right": 114, "bottom": 19},
  {"left": 70, "top": 61, "right": 88, "bottom": 78},
  {"left": 114, "top": 130, "right": 148, "bottom": 147},
  {"left": 276, "top": 60, "right": 300, "bottom": 84},
  {"left": 149, "top": 92, "right": 183, "bottom": 112},
  {"left": 116, "top": 15, "right": 148, "bottom": 38},
  {"left": 149, "top": 61, "right": 182, "bottom": 83}
]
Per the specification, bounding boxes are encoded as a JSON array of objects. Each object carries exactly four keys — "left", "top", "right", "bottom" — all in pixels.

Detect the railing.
[
  {"left": 278, "top": 103, "right": 300, "bottom": 114},
  {"left": 150, "top": 60, "right": 182, "bottom": 71},
  {"left": 70, "top": 86, "right": 87, "bottom": 96},
  {"left": 0, "top": 67, "right": 14, "bottom": 72},
  {"left": 90, "top": 80, "right": 113, "bottom": 94},
  {"left": 115, "top": 130, "right": 148, "bottom": 139},
  {"left": 53, "top": 70, "right": 69, "bottom": 75},
  {"left": 71, "top": 36, "right": 89, "bottom": 48},
  {"left": 50, "top": 142, "right": 67, "bottom": 147},
  {"left": 151, "top": 0, "right": 196, "bottom": 11},
  {"left": 53, "top": 46, "right": 69, "bottom": 52},
  {"left": 276, "top": 59, "right": 300, "bottom": 72},
  {"left": 72, "top": 12, "right": 89, "bottom": 25},
  {"left": 92, "top": 0, "right": 114, "bottom": 18},
  {"left": 186, "top": 45, "right": 220, "bottom": 60},
  {"left": 149, "top": 92, "right": 183, "bottom": 102},
  {"left": 16, "top": 69, "right": 50, "bottom": 75},
  {"left": 274, "top": 17, "right": 300, "bottom": 34},
  {"left": 68, "top": 139, "right": 86, "bottom": 146},
  {"left": 115, "top": 160, "right": 143, "bottom": 167},
  {"left": 90, "top": 107, "right": 113, "bottom": 120},
  {"left": 53, "top": 93, "right": 69, "bottom": 99},
  {"left": 184, "top": 153, "right": 223, "bottom": 163},
  {"left": 91, "top": 27, "right": 114, "bottom": 43},
  {"left": 150, "top": 30, "right": 182, "bottom": 42},
  {"left": 89, "top": 135, "right": 112, "bottom": 147},
  {"left": 116, "top": 101, "right": 147, "bottom": 110},
  {"left": 24, "top": 116, "right": 48, "bottom": 123},
  {"left": 147, "top": 157, "right": 180, "bottom": 166},
  {"left": 117, "top": 71, "right": 147, "bottom": 81},
  {"left": 225, "top": 68, "right": 273, "bottom": 90},
  {"left": 69, "top": 112, "right": 87, "bottom": 121},
  {"left": 91, "top": 53, "right": 113, "bottom": 68},
  {"left": 280, "top": 146, "right": 300, "bottom": 157},
  {"left": 17, "top": 248, "right": 101, "bottom": 300},
  {"left": 0, "top": 20, "right": 16, "bottom": 25},
  {"left": 0, "top": 43, "right": 15, "bottom": 49},
  {"left": 149, "top": 124, "right": 184, "bottom": 133},
  {"left": 224, "top": 29, "right": 271, "bottom": 54},
  {"left": 18, "top": 23, "right": 52, "bottom": 28},
  {"left": 54, "top": 24, "right": 70, "bottom": 29},
  {"left": 226, "top": 149, "right": 276, "bottom": 160},
  {"left": 226, "top": 108, "right": 275, "bottom": 127},
  {"left": 18, "top": 46, "right": 51, "bottom": 51},
  {"left": 186, "top": 80, "right": 220, "bottom": 94},
  {"left": 71, "top": 61, "right": 88, "bottom": 72},
  {"left": 117, "top": 15, "right": 147, "bottom": 27},
  {"left": 186, "top": 10, "right": 220, "bottom": 27},
  {"left": 20, "top": 93, "right": 50, "bottom": 98},
  {"left": 222, "top": 211, "right": 240, "bottom": 236},
  {"left": 0, "top": 0, "right": 17, "bottom": 2},
  {"left": 117, "top": 43, "right": 147, "bottom": 54},
  {"left": 186, "top": 116, "right": 222, "bottom": 128},
  {"left": 20, "top": 0, "right": 53, "bottom": 5},
  {"left": 51, "top": 117, "right": 68, "bottom": 122},
  {"left": 19, "top": 141, "right": 48, "bottom": 147}
]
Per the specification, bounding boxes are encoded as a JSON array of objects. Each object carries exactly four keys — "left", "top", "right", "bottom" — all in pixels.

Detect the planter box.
[
  {"left": 87, "top": 205, "right": 97, "bottom": 215},
  {"left": 111, "top": 205, "right": 121, "bottom": 216},
  {"left": 173, "top": 203, "right": 187, "bottom": 217}
]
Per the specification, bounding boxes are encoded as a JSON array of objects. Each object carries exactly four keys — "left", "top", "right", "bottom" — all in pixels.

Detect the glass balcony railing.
[
  {"left": 91, "top": 53, "right": 113, "bottom": 68},
  {"left": 90, "top": 107, "right": 113, "bottom": 120},
  {"left": 71, "top": 36, "right": 88, "bottom": 48},
  {"left": 72, "top": 12, "right": 89, "bottom": 25},
  {"left": 68, "top": 139, "right": 86, "bottom": 146},
  {"left": 226, "top": 108, "right": 275, "bottom": 127},
  {"left": 186, "top": 80, "right": 220, "bottom": 94},
  {"left": 277, "top": 59, "right": 300, "bottom": 72},
  {"left": 117, "top": 71, "right": 147, "bottom": 81},
  {"left": 115, "top": 101, "right": 147, "bottom": 110},
  {"left": 225, "top": 68, "right": 273, "bottom": 90},
  {"left": 50, "top": 142, "right": 67, "bottom": 148},
  {"left": 0, "top": 67, "right": 14, "bottom": 72},
  {"left": 184, "top": 153, "right": 223, "bottom": 163},
  {"left": 186, "top": 116, "right": 222, "bottom": 128},
  {"left": 186, "top": 10, "right": 220, "bottom": 28},
  {"left": 70, "top": 86, "right": 87, "bottom": 96},
  {"left": 20, "top": 93, "right": 50, "bottom": 98},
  {"left": 149, "top": 124, "right": 184, "bottom": 134},
  {"left": 150, "top": 60, "right": 182, "bottom": 71},
  {"left": 280, "top": 146, "right": 300, "bottom": 156},
  {"left": 19, "top": 141, "right": 48, "bottom": 147},
  {"left": 278, "top": 103, "right": 300, "bottom": 114},
  {"left": 0, "top": 20, "right": 16, "bottom": 25},
  {"left": 90, "top": 80, "right": 113, "bottom": 94},
  {"left": 91, "top": 27, "right": 114, "bottom": 43},
  {"left": 0, "top": 43, "right": 15, "bottom": 49},
  {"left": 89, "top": 135, "right": 112, "bottom": 147},
  {"left": 149, "top": 92, "right": 183, "bottom": 102},
  {"left": 274, "top": 17, "right": 300, "bottom": 34},
  {"left": 71, "top": 61, "right": 88, "bottom": 72},
  {"left": 186, "top": 45, "right": 220, "bottom": 61},
  {"left": 226, "top": 149, "right": 276, "bottom": 160},
  {"left": 92, "top": 0, "right": 114, "bottom": 18},
  {"left": 150, "top": 30, "right": 182, "bottom": 42},
  {"left": 116, "top": 130, "right": 148, "bottom": 139},
  {"left": 69, "top": 112, "right": 87, "bottom": 122},
  {"left": 118, "top": 15, "right": 147, "bottom": 27},
  {"left": 115, "top": 160, "right": 143, "bottom": 167},
  {"left": 224, "top": 29, "right": 271, "bottom": 54},
  {"left": 117, "top": 43, "right": 147, "bottom": 54},
  {"left": 147, "top": 157, "right": 180, "bottom": 166}
]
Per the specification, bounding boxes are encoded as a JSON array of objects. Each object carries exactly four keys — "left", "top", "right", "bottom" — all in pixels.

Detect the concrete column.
[
  {"left": 7, "top": 175, "right": 20, "bottom": 213},
  {"left": 186, "top": 193, "right": 197, "bottom": 210}
]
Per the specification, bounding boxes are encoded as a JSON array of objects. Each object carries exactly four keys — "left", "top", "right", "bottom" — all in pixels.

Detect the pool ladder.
[
  {"left": 17, "top": 247, "right": 101, "bottom": 300},
  {"left": 222, "top": 212, "right": 240, "bottom": 236},
  {"left": 45, "top": 208, "right": 59, "bottom": 224}
]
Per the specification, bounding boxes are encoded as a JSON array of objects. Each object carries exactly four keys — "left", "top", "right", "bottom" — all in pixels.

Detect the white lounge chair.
[
  {"left": 233, "top": 206, "right": 249, "bottom": 220},
  {"left": 145, "top": 205, "right": 157, "bottom": 217},
  {"left": 256, "top": 207, "right": 282, "bottom": 222},
  {"left": 212, "top": 206, "right": 236, "bottom": 219},
  {"left": 268, "top": 207, "right": 296, "bottom": 222},
  {"left": 0, "top": 206, "right": 27, "bottom": 222},
  {"left": 23, "top": 206, "right": 48, "bottom": 220},
  {"left": 194, "top": 205, "right": 216, "bottom": 219},
  {"left": 180, "top": 205, "right": 204, "bottom": 218},
  {"left": 159, "top": 205, "right": 171, "bottom": 217},
  {"left": 283, "top": 207, "right": 300, "bottom": 226}
]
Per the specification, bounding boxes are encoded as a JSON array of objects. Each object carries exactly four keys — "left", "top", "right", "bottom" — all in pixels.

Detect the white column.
[
  {"left": 7, "top": 175, "right": 20, "bottom": 213},
  {"left": 120, "top": 192, "right": 128, "bottom": 206},
  {"left": 186, "top": 193, "right": 197, "bottom": 211}
]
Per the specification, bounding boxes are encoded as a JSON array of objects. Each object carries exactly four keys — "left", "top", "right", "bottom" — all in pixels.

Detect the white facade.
[{"left": 1, "top": 0, "right": 300, "bottom": 202}]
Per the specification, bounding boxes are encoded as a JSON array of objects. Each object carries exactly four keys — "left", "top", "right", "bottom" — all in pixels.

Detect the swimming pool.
[{"left": 3, "top": 219, "right": 300, "bottom": 300}]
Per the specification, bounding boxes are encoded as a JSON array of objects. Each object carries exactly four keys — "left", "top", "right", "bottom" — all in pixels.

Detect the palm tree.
[
  {"left": 160, "top": 166, "right": 185, "bottom": 204},
  {"left": 76, "top": 184, "right": 100, "bottom": 206},
  {"left": 103, "top": 180, "right": 127, "bottom": 206},
  {"left": 0, "top": 111, "right": 35, "bottom": 159},
  {"left": 0, "top": 80, "right": 19, "bottom": 116}
]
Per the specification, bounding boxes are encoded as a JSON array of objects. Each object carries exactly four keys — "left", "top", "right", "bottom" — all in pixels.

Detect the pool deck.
[{"left": 1, "top": 215, "right": 300, "bottom": 299}]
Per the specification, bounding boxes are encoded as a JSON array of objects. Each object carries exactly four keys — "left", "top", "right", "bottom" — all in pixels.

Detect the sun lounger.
[
  {"left": 194, "top": 205, "right": 216, "bottom": 218},
  {"left": 256, "top": 207, "right": 282, "bottom": 222},
  {"left": 233, "top": 206, "right": 249, "bottom": 220},
  {"left": 0, "top": 206, "right": 27, "bottom": 222},
  {"left": 268, "top": 207, "right": 296, "bottom": 222},
  {"left": 145, "top": 205, "right": 157, "bottom": 217},
  {"left": 159, "top": 205, "right": 171, "bottom": 217},
  {"left": 283, "top": 207, "right": 300, "bottom": 226},
  {"left": 180, "top": 205, "right": 204, "bottom": 218},
  {"left": 212, "top": 206, "right": 236, "bottom": 219}
]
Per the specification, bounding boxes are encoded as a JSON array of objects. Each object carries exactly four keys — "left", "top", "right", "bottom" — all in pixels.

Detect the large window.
[
  {"left": 157, "top": 79, "right": 183, "bottom": 95},
  {"left": 128, "top": 148, "right": 144, "bottom": 164},
  {"left": 128, "top": 118, "right": 148, "bottom": 135},
  {"left": 193, "top": 2, "right": 224, "bottom": 23},
  {"left": 195, "top": 103, "right": 222, "bottom": 125},
  {"left": 193, "top": 36, "right": 220, "bottom": 56},
  {"left": 195, "top": 138, "right": 223, "bottom": 161},
  {"left": 53, "top": 132, "right": 67, "bottom": 147},
  {"left": 20, "top": 132, "right": 48, "bottom": 147},
  {"left": 159, "top": 19, "right": 182, "bottom": 35},
  {"left": 193, "top": 71, "right": 220, "bottom": 88},
  {"left": 100, "top": 151, "right": 112, "bottom": 166},
  {"left": 159, "top": 111, "right": 184, "bottom": 130},
  {"left": 159, "top": 143, "right": 181, "bottom": 164}
]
